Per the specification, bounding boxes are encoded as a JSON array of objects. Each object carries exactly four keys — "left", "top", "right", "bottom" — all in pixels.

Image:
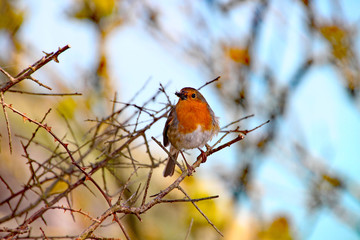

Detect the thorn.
[
  {"left": 43, "top": 123, "right": 52, "bottom": 132},
  {"left": 42, "top": 51, "right": 52, "bottom": 57},
  {"left": 22, "top": 114, "right": 29, "bottom": 122},
  {"left": 135, "top": 213, "right": 142, "bottom": 222}
]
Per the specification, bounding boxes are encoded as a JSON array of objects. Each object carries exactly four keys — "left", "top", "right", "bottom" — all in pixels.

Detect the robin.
[{"left": 163, "top": 87, "right": 220, "bottom": 177}]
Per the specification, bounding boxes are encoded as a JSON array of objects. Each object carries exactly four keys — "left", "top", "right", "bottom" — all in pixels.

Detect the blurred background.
[{"left": 1, "top": 0, "right": 360, "bottom": 239}]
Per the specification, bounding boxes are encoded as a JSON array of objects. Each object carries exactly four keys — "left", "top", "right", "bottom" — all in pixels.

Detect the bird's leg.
[
  {"left": 198, "top": 147, "right": 208, "bottom": 163},
  {"left": 205, "top": 143, "right": 211, "bottom": 151},
  {"left": 179, "top": 151, "right": 194, "bottom": 175}
]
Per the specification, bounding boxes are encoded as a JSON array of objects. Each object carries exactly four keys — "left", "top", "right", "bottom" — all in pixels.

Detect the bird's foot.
[{"left": 198, "top": 148, "right": 208, "bottom": 163}]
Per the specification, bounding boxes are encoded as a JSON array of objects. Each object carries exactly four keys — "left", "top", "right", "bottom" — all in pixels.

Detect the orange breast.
[{"left": 175, "top": 99, "right": 213, "bottom": 134}]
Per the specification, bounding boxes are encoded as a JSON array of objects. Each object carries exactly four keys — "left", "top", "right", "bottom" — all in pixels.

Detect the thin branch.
[
  {"left": 0, "top": 67, "right": 16, "bottom": 82},
  {"left": 198, "top": 76, "right": 221, "bottom": 90},
  {"left": 209, "top": 120, "right": 270, "bottom": 156},
  {"left": 24, "top": 108, "right": 52, "bottom": 149},
  {"left": 220, "top": 114, "right": 255, "bottom": 130},
  {"left": 151, "top": 136, "right": 185, "bottom": 172},
  {"left": 7, "top": 90, "right": 82, "bottom": 96},
  {"left": 159, "top": 83, "right": 172, "bottom": 105},
  {"left": 185, "top": 218, "right": 194, "bottom": 240},
  {"left": 113, "top": 217, "right": 130, "bottom": 240},
  {"left": 0, "top": 45, "right": 71, "bottom": 93},
  {"left": 238, "top": 119, "right": 270, "bottom": 135},
  {"left": 159, "top": 195, "right": 219, "bottom": 203},
  {"left": 0, "top": 92, "right": 12, "bottom": 153},
  {"left": 28, "top": 75, "right": 52, "bottom": 90},
  {"left": 177, "top": 185, "right": 223, "bottom": 237},
  {"left": 141, "top": 169, "right": 153, "bottom": 206},
  {"left": 46, "top": 206, "right": 100, "bottom": 223}
]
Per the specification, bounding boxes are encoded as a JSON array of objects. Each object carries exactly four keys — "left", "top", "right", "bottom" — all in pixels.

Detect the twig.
[
  {"left": 208, "top": 134, "right": 244, "bottom": 155},
  {"left": 127, "top": 77, "right": 152, "bottom": 103},
  {"left": 7, "top": 90, "right": 82, "bottom": 96},
  {"left": 177, "top": 186, "right": 223, "bottom": 237},
  {"left": 0, "top": 45, "right": 71, "bottom": 93},
  {"left": 39, "top": 227, "right": 48, "bottom": 240},
  {"left": 209, "top": 120, "right": 269, "bottom": 156},
  {"left": 159, "top": 83, "right": 172, "bottom": 105},
  {"left": 159, "top": 195, "right": 219, "bottom": 203},
  {"left": 198, "top": 76, "right": 221, "bottom": 90},
  {"left": 113, "top": 217, "right": 130, "bottom": 240},
  {"left": 0, "top": 92, "right": 12, "bottom": 153},
  {"left": 151, "top": 136, "right": 185, "bottom": 172},
  {"left": 46, "top": 206, "right": 100, "bottom": 223},
  {"left": 0, "top": 176, "right": 14, "bottom": 195},
  {"left": 0, "top": 67, "right": 16, "bottom": 82},
  {"left": 29, "top": 76, "right": 52, "bottom": 90},
  {"left": 24, "top": 108, "right": 52, "bottom": 149},
  {"left": 185, "top": 218, "right": 194, "bottom": 240},
  {"left": 220, "top": 114, "right": 254, "bottom": 129},
  {"left": 238, "top": 119, "right": 270, "bottom": 135},
  {"left": 0, "top": 227, "right": 29, "bottom": 234},
  {"left": 141, "top": 169, "right": 153, "bottom": 206}
]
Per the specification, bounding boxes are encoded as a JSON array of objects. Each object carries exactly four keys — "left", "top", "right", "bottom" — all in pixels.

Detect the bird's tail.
[{"left": 163, "top": 146, "right": 179, "bottom": 177}]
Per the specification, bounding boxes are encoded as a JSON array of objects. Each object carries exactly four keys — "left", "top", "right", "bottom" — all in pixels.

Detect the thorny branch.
[
  {"left": 0, "top": 46, "right": 269, "bottom": 240},
  {"left": 0, "top": 45, "right": 71, "bottom": 93}
]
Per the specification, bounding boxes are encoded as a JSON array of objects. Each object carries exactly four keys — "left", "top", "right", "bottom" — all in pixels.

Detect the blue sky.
[{"left": 16, "top": 0, "right": 360, "bottom": 239}]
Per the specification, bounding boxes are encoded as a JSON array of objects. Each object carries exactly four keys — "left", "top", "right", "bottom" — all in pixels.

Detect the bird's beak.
[{"left": 175, "top": 91, "right": 187, "bottom": 100}]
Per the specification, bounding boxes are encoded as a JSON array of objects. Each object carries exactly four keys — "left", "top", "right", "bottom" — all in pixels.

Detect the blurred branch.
[{"left": 7, "top": 89, "right": 82, "bottom": 96}]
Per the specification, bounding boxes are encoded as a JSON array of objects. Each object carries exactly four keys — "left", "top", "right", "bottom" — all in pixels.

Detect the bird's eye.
[{"left": 191, "top": 93, "right": 196, "bottom": 98}]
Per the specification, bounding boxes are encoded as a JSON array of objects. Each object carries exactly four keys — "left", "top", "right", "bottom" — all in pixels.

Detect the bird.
[{"left": 163, "top": 87, "right": 220, "bottom": 177}]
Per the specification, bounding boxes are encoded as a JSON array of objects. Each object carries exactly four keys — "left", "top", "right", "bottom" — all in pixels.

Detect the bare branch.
[
  {"left": 0, "top": 45, "right": 70, "bottom": 93},
  {"left": 7, "top": 90, "right": 82, "bottom": 96},
  {"left": 177, "top": 185, "right": 223, "bottom": 237},
  {"left": 198, "top": 76, "right": 221, "bottom": 90},
  {"left": 0, "top": 92, "right": 12, "bottom": 153}
]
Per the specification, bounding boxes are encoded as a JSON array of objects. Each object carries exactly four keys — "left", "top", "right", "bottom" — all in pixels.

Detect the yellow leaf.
[
  {"left": 48, "top": 180, "right": 69, "bottom": 195},
  {"left": 93, "top": 0, "right": 116, "bottom": 17},
  {"left": 71, "top": 0, "right": 116, "bottom": 22},
  {"left": 322, "top": 174, "right": 342, "bottom": 188},
  {"left": 0, "top": 0, "right": 25, "bottom": 35},
  {"left": 57, "top": 97, "right": 77, "bottom": 119},
  {"left": 319, "top": 24, "right": 350, "bottom": 60},
  {"left": 258, "top": 216, "right": 293, "bottom": 240},
  {"left": 226, "top": 47, "right": 251, "bottom": 65}
]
